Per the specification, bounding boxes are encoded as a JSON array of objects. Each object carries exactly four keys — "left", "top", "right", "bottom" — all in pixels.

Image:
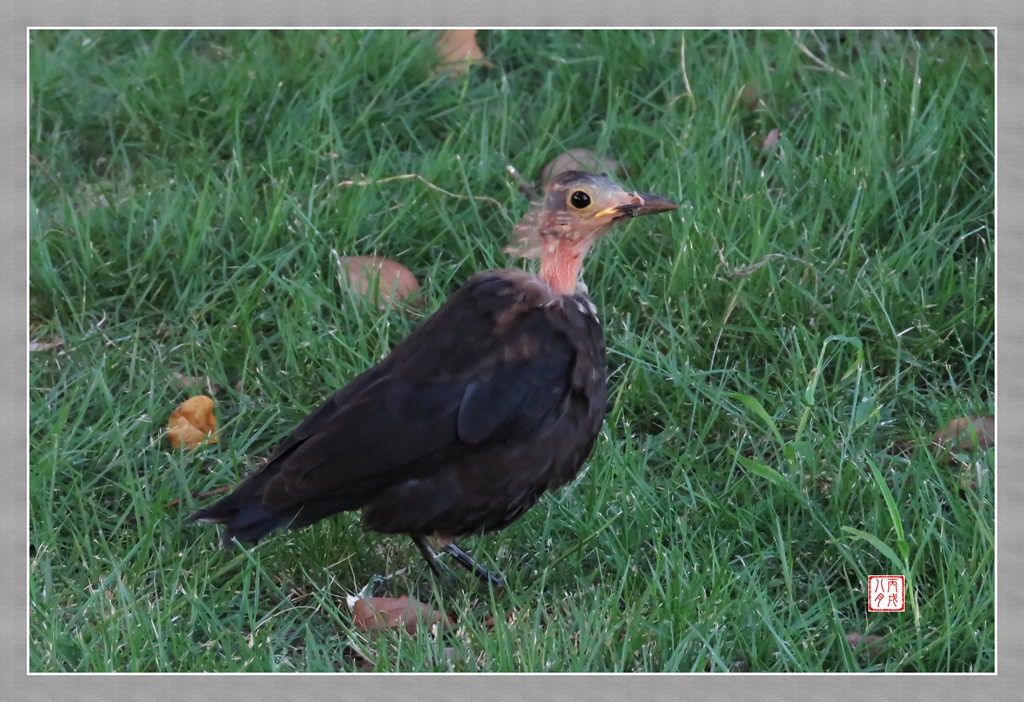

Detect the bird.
[{"left": 187, "top": 170, "right": 677, "bottom": 587}]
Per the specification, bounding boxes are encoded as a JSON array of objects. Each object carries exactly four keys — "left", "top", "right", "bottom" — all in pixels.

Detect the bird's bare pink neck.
[{"left": 539, "top": 238, "right": 593, "bottom": 296}]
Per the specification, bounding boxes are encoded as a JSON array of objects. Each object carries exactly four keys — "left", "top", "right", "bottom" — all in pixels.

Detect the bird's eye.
[{"left": 569, "top": 190, "right": 592, "bottom": 209}]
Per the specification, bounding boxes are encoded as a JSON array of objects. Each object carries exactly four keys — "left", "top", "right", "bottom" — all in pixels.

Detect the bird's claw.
[
  {"left": 442, "top": 543, "right": 505, "bottom": 590},
  {"left": 356, "top": 573, "right": 389, "bottom": 599}
]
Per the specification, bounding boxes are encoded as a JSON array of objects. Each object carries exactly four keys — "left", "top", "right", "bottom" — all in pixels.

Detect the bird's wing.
[{"left": 252, "top": 270, "right": 580, "bottom": 512}]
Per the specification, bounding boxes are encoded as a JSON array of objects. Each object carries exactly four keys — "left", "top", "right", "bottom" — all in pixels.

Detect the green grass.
[{"left": 29, "top": 29, "right": 994, "bottom": 672}]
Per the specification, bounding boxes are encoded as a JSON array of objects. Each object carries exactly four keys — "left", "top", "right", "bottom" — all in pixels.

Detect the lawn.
[{"left": 28, "top": 29, "right": 994, "bottom": 672}]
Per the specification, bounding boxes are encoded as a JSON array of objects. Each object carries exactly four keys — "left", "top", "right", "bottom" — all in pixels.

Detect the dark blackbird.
[{"left": 188, "top": 171, "right": 677, "bottom": 586}]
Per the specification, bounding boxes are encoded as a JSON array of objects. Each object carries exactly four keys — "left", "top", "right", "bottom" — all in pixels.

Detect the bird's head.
[{"left": 507, "top": 171, "right": 678, "bottom": 295}]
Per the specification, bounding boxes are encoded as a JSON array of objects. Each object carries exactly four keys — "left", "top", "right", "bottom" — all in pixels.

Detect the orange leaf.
[
  {"left": 168, "top": 395, "right": 218, "bottom": 450},
  {"left": 352, "top": 596, "right": 452, "bottom": 636},
  {"left": 434, "top": 30, "right": 490, "bottom": 78},
  {"left": 337, "top": 256, "right": 421, "bottom": 307},
  {"left": 932, "top": 414, "right": 994, "bottom": 455}
]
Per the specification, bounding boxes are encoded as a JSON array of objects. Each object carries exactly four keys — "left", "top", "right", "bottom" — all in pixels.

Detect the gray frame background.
[{"left": 8, "top": 2, "right": 1019, "bottom": 698}]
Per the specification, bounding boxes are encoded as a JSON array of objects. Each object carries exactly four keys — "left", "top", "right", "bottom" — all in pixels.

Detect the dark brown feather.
[{"left": 188, "top": 269, "right": 606, "bottom": 545}]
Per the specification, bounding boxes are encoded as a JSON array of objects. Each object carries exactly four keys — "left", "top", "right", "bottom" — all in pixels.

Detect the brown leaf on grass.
[
  {"left": 931, "top": 415, "right": 994, "bottom": 456},
  {"left": 846, "top": 632, "right": 885, "bottom": 661},
  {"left": 759, "top": 128, "right": 781, "bottom": 153},
  {"left": 352, "top": 596, "right": 452, "bottom": 636},
  {"left": 337, "top": 255, "right": 421, "bottom": 307},
  {"left": 434, "top": 30, "right": 491, "bottom": 78},
  {"left": 168, "top": 395, "right": 218, "bottom": 450},
  {"left": 540, "top": 149, "right": 623, "bottom": 186},
  {"left": 733, "top": 84, "right": 760, "bottom": 111},
  {"left": 30, "top": 337, "right": 64, "bottom": 352}
]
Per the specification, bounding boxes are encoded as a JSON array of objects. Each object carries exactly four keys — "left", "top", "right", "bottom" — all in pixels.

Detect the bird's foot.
[
  {"left": 355, "top": 570, "right": 409, "bottom": 600},
  {"left": 442, "top": 543, "right": 505, "bottom": 590},
  {"left": 410, "top": 536, "right": 504, "bottom": 590},
  {"left": 360, "top": 573, "right": 387, "bottom": 598}
]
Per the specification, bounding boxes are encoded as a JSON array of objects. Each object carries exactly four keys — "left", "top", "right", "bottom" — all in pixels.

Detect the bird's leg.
[
  {"left": 410, "top": 535, "right": 448, "bottom": 580},
  {"left": 411, "top": 535, "right": 465, "bottom": 602},
  {"left": 412, "top": 536, "right": 504, "bottom": 589},
  {"left": 442, "top": 542, "right": 505, "bottom": 589}
]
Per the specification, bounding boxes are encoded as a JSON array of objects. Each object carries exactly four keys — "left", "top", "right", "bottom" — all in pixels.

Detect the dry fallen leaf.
[
  {"left": 846, "top": 632, "right": 885, "bottom": 661},
  {"left": 352, "top": 596, "right": 452, "bottom": 636},
  {"left": 29, "top": 337, "right": 64, "bottom": 352},
  {"left": 168, "top": 395, "right": 218, "bottom": 450},
  {"left": 540, "top": 149, "right": 622, "bottom": 186},
  {"left": 434, "top": 30, "right": 490, "bottom": 78},
  {"left": 734, "top": 84, "right": 760, "bottom": 111},
  {"left": 759, "top": 128, "right": 781, "bottom": 152},
  {"left": 337, "top": 255, "right": 421, "bottom": 307},
  {"left": 932, "top": 415, "right": 994, "bottom": 456}
]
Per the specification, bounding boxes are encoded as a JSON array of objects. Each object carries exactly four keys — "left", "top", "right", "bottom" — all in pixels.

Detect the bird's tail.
[
  {"left": 187, "top": 497, "right": 293, "bottom": 548},
  {"left": 188, "top": 484, "right": 369, "bottom": 547}
]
